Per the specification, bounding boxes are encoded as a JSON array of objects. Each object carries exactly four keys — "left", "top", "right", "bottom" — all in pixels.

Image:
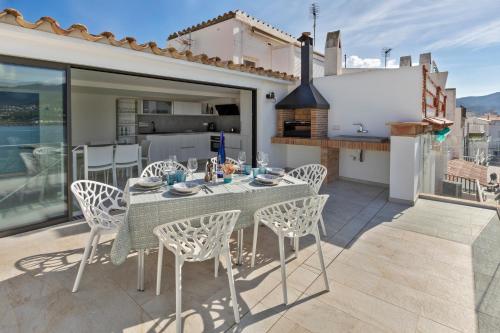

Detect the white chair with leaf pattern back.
[
  {"left": 71, "top": 180, "right": 126, "bottom": 292},
  {"left": 288, "top": 164, "right": 328, "bottom": 236},
  {"left": 141, "top": 160, "right": 189, "bottom": 178},
  {"left": 154, "top": 210, "right": 241, "bottom": 333},
  {"left": 251, "top": 195, "right": 330, "bottom": 305}
]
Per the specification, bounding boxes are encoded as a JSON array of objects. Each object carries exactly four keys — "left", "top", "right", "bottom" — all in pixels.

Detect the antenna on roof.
[
  {"left": 310, "top": 3, "right": 320, "bottom": 47},
  {"left": 176, "top": 32, "right": 193, "bottom": 52},
  {"left": 381, "top": 47, "right": 392, "bottom": 68}
]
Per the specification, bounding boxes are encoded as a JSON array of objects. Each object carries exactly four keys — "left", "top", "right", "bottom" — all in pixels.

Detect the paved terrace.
[{"left": 1, "top": 180, "right": 499, "bottom": 333}]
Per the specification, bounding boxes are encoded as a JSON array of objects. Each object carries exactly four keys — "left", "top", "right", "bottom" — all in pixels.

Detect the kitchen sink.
[{"left": 331, "top": 135, "right": 389, "bottom": 143}]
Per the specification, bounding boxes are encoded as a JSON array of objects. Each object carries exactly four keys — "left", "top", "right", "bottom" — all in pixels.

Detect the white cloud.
[
  {"left": 426, "top": 19, "right": 500, "bottom": 50},
  {"left": 345, "top": 55, "right": 398, "bottom": 69},
  {"left": 346, "top": 55, "right": 380, "bottom": 68}
]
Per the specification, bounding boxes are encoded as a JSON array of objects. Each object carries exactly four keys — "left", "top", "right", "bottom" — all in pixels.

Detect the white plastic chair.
[
  {"left": 140, "top": 140, "right": 151, "bottom": 167},
  {"left": 288, "top": 164, "right": 328, "bottom": 236},
  {"left": 210, "top": 156, "right": 238, "bottom": 165},
  {"left": 84, "top": 145, "right": 115, "bottom": 185},
  {"left": 71, "top": 180, "right": 126, "bottom": 292},
  {"left": 114, "top": 144, "right": 141, "bottom": 185},
  {"left": 154, "top": 210, "right": 241, "bottom": 333},
  {"left": 251, "top": 195, "right": 330, "bottom": 305},
  {"left": 141, "top": 161, "right": 189, "bottom": 177}
]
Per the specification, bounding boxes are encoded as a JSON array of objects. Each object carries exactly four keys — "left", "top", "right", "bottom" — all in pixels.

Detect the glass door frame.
[{"left": 0, "top": 55, "right": 72, "bottom": 237}]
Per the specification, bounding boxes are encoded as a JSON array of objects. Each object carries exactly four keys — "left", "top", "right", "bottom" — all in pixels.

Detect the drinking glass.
[
  {"left": 169, "top": 155, "right": 177, "bottom": 163},
  {"left": 256, "top": 151, "right": 264, "bottom": 168},
  {"left": 261, "top": 152, "right": 269, "bottom": 168},
  {"left": 238, "top": 151, "right": 246, "bottom": 174},
  {"left": 187, "top": 158, "right": 198, "bottom": 180}
]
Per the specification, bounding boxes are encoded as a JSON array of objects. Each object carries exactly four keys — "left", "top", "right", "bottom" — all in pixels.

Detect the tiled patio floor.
[{"left": 1, "top": 180, "right": 499, "bottom": 333}]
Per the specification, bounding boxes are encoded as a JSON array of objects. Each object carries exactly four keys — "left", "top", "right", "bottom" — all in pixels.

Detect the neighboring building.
[
  {"left": 273, "top": 31, "right": 458, "bottom": 204},
  {"left": 167, "top": 10, "right": 325, "bottom": 78},
  {"left": 444, "top": 89, "right": 466, "bottom": 159},
  {"left": 484, "top": 114, "right": 500, "bottom": 156}
]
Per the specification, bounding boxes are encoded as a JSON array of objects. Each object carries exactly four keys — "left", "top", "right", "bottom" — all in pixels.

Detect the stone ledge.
[{"left": 271, "top": 136, "right": 390, "bottom": 151}]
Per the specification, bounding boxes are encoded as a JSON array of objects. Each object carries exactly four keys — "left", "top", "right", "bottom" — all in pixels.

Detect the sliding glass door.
[{"left": 0, "top": 61, "right": 68, "bottom": 233}]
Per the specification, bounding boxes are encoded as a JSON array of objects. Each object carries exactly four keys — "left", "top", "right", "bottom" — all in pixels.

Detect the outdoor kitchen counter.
[{"left": 271, "top": 136, "right": 390, "bottom": 151}]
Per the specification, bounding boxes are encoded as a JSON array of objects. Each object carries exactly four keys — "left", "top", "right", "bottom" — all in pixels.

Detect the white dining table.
[{"left": 110, "top": 172, "right": 313, "bottom": 291}]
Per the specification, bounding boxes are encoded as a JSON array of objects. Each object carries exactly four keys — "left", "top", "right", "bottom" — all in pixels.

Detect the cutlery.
[
  {"left": 283, "top": 178, "right": 294, "bottom": 184},
  {"left": 202, "top": 185, "right": 213, "bottom": 193}
]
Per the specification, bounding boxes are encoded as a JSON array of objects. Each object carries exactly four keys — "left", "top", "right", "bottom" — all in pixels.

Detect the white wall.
[
  {"left": 315, "top": 66, "right": 423, "bottom": 137},
  {"left": 283, "top": 145, "right": 321, "bottom": 169},
  {"left": 314, "top": 66, "right": 422, "bottom": 184},
  {"left": 390, "top": 136, "right": 421, "bottom": 203},
  {"left": 291, "top": 47, "right": 325, "bottom": 78},
  {"left": 340, "top": 149, "right": 390, "bottom": 184},
  {"left": 168, "top": 19, "right": 236, "bottom": 61},
  {"left": 71, "top": 92, "right": 117, "bottom": 145}
]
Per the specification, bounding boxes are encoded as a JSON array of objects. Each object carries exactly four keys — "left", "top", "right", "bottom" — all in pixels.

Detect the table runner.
[{"left": 110, "top": 173, "right": 312, "bottom": 265}]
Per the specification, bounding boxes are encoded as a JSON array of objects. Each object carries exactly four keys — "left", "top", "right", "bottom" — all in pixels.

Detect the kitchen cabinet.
[
  {"left": 173, "top": 101, "right": 202, "bottom": 115},
  {"left": 146, "top": 133, "right": 212, "bottom": 162}
]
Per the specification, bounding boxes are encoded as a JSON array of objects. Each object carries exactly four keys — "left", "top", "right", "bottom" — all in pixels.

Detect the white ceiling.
[{"left": 70, "top": 68, "right": 241, "bottom": 102}]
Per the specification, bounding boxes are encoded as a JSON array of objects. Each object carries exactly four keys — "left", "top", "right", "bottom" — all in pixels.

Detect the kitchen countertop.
[{"left": 139, "top": 131, "right": 241, "bottom": 136}]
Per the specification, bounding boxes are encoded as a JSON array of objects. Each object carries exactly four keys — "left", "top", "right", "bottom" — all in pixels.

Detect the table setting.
[{"left": 109, "top": 150, "right": 314, "bottom": 291}]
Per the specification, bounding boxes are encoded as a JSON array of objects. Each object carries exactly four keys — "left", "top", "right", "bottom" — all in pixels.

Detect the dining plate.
[
  {"left": 266, "top": 167, "right": 285, "bottom": 177},
  {"left": 137, "top": 176, "right": 163, "bottom": 188},
  {"left": 256, "top": 174, "right": 281, "bottom": 185},
  {"left": 170, "top": 187, "right": 201, "bottom": 196},
  {"left": 172, "top": 182, "right": 201, "bottom": 194}
]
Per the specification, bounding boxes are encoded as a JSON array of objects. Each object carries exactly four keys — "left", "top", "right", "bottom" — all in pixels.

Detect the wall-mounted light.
[{"left": 266, "top": 92, "right": 276, "bottom": 102}]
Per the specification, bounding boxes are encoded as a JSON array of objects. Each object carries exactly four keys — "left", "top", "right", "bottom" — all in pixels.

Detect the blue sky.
[{"left": 1, "top": 0, "right": 499, "bottom": 97}]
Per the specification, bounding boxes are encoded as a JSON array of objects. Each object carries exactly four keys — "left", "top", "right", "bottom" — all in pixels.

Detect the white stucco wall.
[
  {"left": 314, "top": 66, "right": 422, "bottom": 185},
  {"left": 282, "top": 145, "right": 321, "bottom": 169},
  {"left": 444, "top": 88, "right": 463, "bottom": 158},
  {"left": 340, "top": 149, "right": 390, "bottom": 184},
  {"left": 168, "top": 19, "right": 236, "bottom": 62},
  {"left": 168, "top": 18, "right": 325, "bottom": 79},
  {"left": 315, "top": 66, "right": 423, "bottom": 137},
  {"left": 390, "top": 136, "right": 421, "bottom": 203}
]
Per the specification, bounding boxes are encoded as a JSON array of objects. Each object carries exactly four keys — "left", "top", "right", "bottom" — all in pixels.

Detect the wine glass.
[
  {"left": 256, "top": 151, "right": 264, "bottom": 168},
  {"left": 238, "top": 151, "right": 246, "bottom": 174},
  {"left": 262, "top": 153, "right": 269, "bottom": 169},
  {"left": 187, "top": 158, "right": 198, "bottom": 180}
]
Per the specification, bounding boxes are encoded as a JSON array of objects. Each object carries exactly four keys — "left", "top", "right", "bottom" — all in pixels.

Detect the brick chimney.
[
  {"left": 419, "top": 52, "right": 431, "bottom": 66},
  {"left": 324, "top": 31, "right": 342, "bottom": 76},
  {"left": 400, "top": 55, "right": 412, "bottom": 67}
]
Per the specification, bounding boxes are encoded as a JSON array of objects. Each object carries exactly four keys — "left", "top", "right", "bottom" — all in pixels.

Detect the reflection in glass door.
[{"left": 0, "top": 61, "right": 67, "bottom": 233}]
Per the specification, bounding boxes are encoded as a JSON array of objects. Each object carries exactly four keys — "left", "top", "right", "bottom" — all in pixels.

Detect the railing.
[{"left": 444, "top": 173, "right": 478, "bottom": 195}]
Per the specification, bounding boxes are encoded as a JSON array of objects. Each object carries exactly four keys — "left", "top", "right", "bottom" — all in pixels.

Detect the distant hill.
[{"left": 457, "top": 92, "right": 500, "bottom": 115}]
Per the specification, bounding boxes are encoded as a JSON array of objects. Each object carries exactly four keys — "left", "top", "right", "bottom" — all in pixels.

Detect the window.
[
  {"left": 142, "top": 99, "right": 172, "bottom": 114},
  {"left": 0, "top": 61, "right": 68, "bottom": 232},
  {"left": 243, "top": 58, "right": 257, "bottom": 67}
]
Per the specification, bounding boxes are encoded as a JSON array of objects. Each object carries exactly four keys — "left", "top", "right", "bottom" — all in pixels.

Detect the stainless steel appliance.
[
  {"left": 283, "top": 120, "right": 311, "bottom": 138},
  {"left": 210, "top": 135, "right": 220, "bottom": 152}
]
